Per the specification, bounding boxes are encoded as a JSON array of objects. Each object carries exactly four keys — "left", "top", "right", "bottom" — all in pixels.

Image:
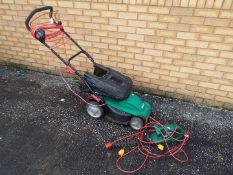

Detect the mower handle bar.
[{"left": 25, "top": 6, "right": 53, "bottom": 31}]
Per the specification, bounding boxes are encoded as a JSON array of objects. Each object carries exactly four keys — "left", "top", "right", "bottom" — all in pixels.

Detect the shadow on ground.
[{"left": 0, "top": 66, "right": 232, "bottom": 175}]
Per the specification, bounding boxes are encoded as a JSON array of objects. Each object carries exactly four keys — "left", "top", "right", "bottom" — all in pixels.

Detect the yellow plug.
[
  {"left": 118, "top": 148, "right": 125, "bottom": 157},
  {"left": 157, "top": 144, "right": 164, "bottom": 151}
]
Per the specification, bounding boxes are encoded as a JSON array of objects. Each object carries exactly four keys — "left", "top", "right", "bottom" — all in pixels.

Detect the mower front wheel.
[
  {"left": 129, "top": 117, "right": 144, "bottom": 130},
  {"left": 86, "top": 101, "right": 104, "bottom": 119}
]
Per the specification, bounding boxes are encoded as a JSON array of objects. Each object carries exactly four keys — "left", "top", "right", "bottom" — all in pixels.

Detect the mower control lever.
[{"left": 25, "top": 6, "right": 53, "bottom": 31}]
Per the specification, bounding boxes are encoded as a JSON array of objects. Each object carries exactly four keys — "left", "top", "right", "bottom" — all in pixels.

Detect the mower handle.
[{"left": 25, "top": 6, "right": 53, "bottom": 31}]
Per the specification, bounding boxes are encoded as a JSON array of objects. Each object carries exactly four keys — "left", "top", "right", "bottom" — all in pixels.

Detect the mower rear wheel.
[
  {"left": 86, "top": 101, "right": 104, "bottom": 119},
  {"left": 129, "top": 117, "right": 144, "bottom": 130}
]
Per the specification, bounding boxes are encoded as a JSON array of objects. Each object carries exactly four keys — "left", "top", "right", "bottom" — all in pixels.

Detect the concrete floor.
[{"left": 0, "top": 65, "right": 232, "bottom": 175}]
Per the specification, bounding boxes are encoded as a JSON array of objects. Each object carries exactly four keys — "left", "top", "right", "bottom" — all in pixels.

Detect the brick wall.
[{"left": 0, "top": 0, "right": 233, "bottom": 109}]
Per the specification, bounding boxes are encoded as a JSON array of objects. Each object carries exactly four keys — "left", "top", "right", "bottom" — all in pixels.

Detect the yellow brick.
[
  {"left": 92, "top": 17, "right": 108, "bottom": 24},
  {"left": 101, "top": 24, "right": 117, "bottom": 32},
  {"left": 220, "top": 51, "right": 233, "bottom": 58},
  {"left": 159, "top": 15, "right": 180, "bottom": 23},
  {"left": 209, "top": 43, "right": 232, "bottom": 51},
  {"left": 136, "top": 28, "right": 154, "bottom": 35},
  {"left": 109, "top": 18, "right": 127, "bottom": 26},
  {"left": 149, "top": 7, "right": 170, "bottom": 14},
  {"left": 109, "top": 4, "right": 127, "bottom": 11},
  {"left": 174, "top": 60, "right": 193, "bottom": 67},
  {"left": 224, "top": 73, "right": 233, "bottom": 80},
  {"left": 127, "top": 33, "right": 144, "bottom": 41},
  {"left": 126, "top": 70, "right": 142, "bottom": 76},
  {"left": 207, "top": 89, "right": 227, "bottom": 97},
  {"left": 165, "top": 38, "right": 185, "bottom": 46},
  {"left": 220, "top": 85, "right": 233, "bottom": 92},
  {"left": 85, "top": 23, "right": 100, "bottom": 30},
  {"left": 177, "top": 32, "right": 199, "bottom": 40},
  {"left": 186, "top": 40, "right": 208, "bottom": 48},
  {"left": 180, "top": 67, "right": 200, "bottom": 74},
  {"left": 170, "top": 7, "right": 194, "bottom": 16},
  {"left": 155, "top": 43, "right": 174, "bottom": 52},
  {"left": 85, "top": 35, "right": 100, "bottom": 42},
  {"left": 161, "top": 64, "right": 179, "bottom": 71},
  {"left": 181, "top": 16, "right": 204, "bottom": 25},
  {"left": 135, "top": 54, "right": 153, "bottom": 61},
  {"left": 118, "top": 63, "right": 133, "bottom": 69},
  {"left": 136, "top": 42, "right": 154, "bottom": 49},
  {"left": 194, "top": 62, "right": 215, "bottom": 70},
  {"left": 93, "top": 42, "right": 108, "bottom": 49},
  {"left": 154, "top": 57, "right": 173, "bottom": 64},
  {"left": 161, "top": 75, "right": 178, "bottom": 82},
  {"left": 91, "top": 3, "right": 108, "bottom": 10},
  {"left": 204, "top": 18, "right": 230, "bottom": 27},
  {"left": 74, "top": 2, "right": 90, "bottom": 9},
  {"left": 127, "top": 46, "right": 143, "bottom": 53},
  {"left": 197, "top": 49, "right": 219, "bottom": 57},
  {"left": 199, "top": 34, "right": 223, "bottom": 42},
  {"left": 222, "top": 0, "right": 232, "bottom": 9},
  {"left": 134, "top": 65, "right": 151, "bottom": 72},
  {"left": 199, "top": 82, "right": 219, "bottom": 89},
  {"left": 118, "top": 26, "right": 136, "bottom": 33},
  {"left": 118, "top": 39, "right": 135, "bottom": 46},
  {"left": 101, "top": 37, "right": 117, "bottom": 44},
  {"left": 128, "top": 5, "right": 148, "bottom": 12},
  {"left": 191, "top": 25, "right": 214, "bottom": 33},
  {"left": 102, "top": 60, "right": 117, "bottom": 67},
  {"left": 201, "top": 70, "right": 223, "bottom": 78},
  {"left": 215, "top": 96, "right": 233, "bottom": 104},
  {"left": 143, "top": 72, "right": 159, "bottom": 79},
  {"left": 3, "top": 0, "right": 14, "bottom": 3},
  {"left": 125, "top": 58, "right": 141, "bottom": 65},
  {"left": 189, "top": 0, "right": 198, "bottom": 7},
  {"left": 215, "top": 27, "right": 233, "bottom": 36},
  {"left": 118, "top": 12, "right": 137, "bottom": 19},
  {"left": 84, "top": 10, "right": 100, "bottom": 17},
  {"left": 138, "top": 14, "right": 157, "bottom": 21},
  {"left": 148, "top": 22, "right": 167, "bottom": 29},
  {"left": 211, "top": 78, "right": 232, "bottom": 86},
  {"left": 109, "top": 56, "right": 124, "bottom": 62},
  {"left": 176, "top": 46, "right": 196, "bottom": 54},
  {"left": 225, "top": 37, "right": 233, "bottom": 44},
  {"left": 220, "top": 11, "right": 233, "bottom": 18},
  {"left": 205, "top": 0, "right": 214, "bottom": 8},
  {"left": 142, "top": 61, "right": 160, "bottom": 68},
  {"left": 157, "top": 30, "right": 176, "bottom": 37},
  {"left": 168, "top": 23, "right": 190, "bottom": 32},
  {"left": 164, "top": 51, "right": 183, "bottom": 59},
  {"left": 15, "top": 0, "right": 27, "bottom": 4},
  {"left": 109, "top": 44, "right": 125, "bottom": 51},
  {"left": 58, "top": 1, "right": 73, "bottom": 8},
  {"left": 195, "top": 9, "right": 219, "bottom": 17},
  {"left": 101, "top": 11, "right": 117, "bottom": 18},
  {"left": 213, "top": 0, "right": 224, "bottom": 8},
  {"left": 67, "top": 9, "right": 82, "bottom": 15},
  {"left": 109, "top": 32, "right": 126, "bottom": 39},
  {"left": 181, "top": 0, "right": 189, "bottom": 7},
  {"left": 144, "top": 49, "right": 163, "bottom": 56},
  {"left": 170, "top": 71, "right": 189, "bottom": 78},
  {"left": 180, "top": 79, "right": 198, "bottom": 85},
  {"left": 205, "top": 57, "right": 227, "bottom": 65},
  {"left": 128, "top": 20, "right": 147, "bottom": 28},
  {"left": 118, "top": 51, "right": 134, "bottom": 58}
]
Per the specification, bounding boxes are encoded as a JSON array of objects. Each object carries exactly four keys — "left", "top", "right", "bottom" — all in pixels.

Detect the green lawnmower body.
[
  {"left": 103, "top": 93, "right": 152, "bottom": 120},
  {"left": 147, "top": 123, "right": 184, "bottom": 144}
]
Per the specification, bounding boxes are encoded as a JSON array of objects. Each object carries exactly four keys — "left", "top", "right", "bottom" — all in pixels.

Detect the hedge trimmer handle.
[{"left": 25, "top": 6, "right": 53, "bottom": 31}]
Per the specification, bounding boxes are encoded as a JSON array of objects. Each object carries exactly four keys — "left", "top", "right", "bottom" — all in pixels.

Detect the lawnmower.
[
  {"left": 25, "top": 6, "right": 152, "bottom": 130},
  {"left": 25, "top": 7, "right": 189, "bottom": 172}
]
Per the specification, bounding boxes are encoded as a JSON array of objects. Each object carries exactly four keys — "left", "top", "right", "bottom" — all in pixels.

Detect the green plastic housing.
[
  {"left": 103, "top": 93, "right": 152, "bottom": 119},
  {"left": 148, "top": 123, "right": 184, "bottom": 144}
]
